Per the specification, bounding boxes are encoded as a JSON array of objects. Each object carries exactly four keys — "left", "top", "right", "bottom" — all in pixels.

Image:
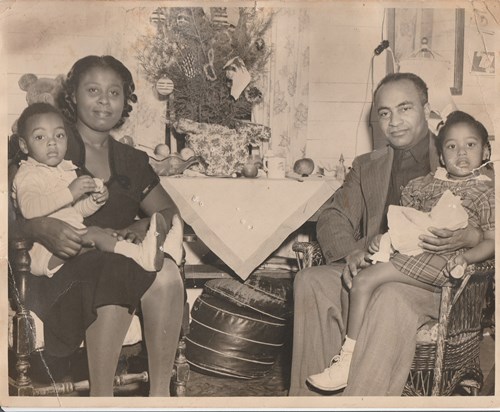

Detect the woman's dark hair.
[
  {"left": 437, "top": 110, "right": 491, "bottom": 162},
  {"left": 58, "top": 55, "right": 138, "bottom": 129},
  {"left": 374, "top": 72, "right": 429, "bottom": 105},
  {"left": 17, "top": 102, "right": 64, "bottom": 139}
]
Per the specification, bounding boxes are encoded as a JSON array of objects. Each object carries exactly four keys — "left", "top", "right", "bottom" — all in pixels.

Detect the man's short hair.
[{"left": 374, "top": 73, "right": 429, "bottom": 105}]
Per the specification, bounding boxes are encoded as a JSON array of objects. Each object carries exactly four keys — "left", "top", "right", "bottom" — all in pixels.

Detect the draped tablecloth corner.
[{"left": 161, "top": 176, "right": 340, "bottom": 280}]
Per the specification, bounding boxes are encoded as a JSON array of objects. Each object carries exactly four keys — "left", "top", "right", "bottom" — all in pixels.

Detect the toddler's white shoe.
[
  {"left": 138, "top": 213, "right": 168, "bottom": 271},
  {"left": 163, "top": 214, "right": 184, "bottom": 266},
  {"left": 306, "top": 349, "right": 352, "bottom": 391}
]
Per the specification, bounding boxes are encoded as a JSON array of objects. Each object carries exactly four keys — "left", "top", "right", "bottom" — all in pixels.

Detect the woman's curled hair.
[{"left": 58, "top": 55, "right": 138, "bottom": 129}]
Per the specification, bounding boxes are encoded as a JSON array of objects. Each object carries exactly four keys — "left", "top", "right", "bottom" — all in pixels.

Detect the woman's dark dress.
[{"left": 25, "top": 125, "right": 160, "bottom": 357}]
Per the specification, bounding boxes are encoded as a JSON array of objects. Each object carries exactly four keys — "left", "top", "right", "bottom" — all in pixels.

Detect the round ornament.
[
  {"left": 255, "top": 38, "right": 265, "bottom": 51},
  {"left": 156, "top": 77, "right": 174, "bottom": 96}
]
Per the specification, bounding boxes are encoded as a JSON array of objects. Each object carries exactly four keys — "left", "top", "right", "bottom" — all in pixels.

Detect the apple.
[
  {"left": 119, "top": 135, "right": 135, "bottom": 146},
  {"left": 154, "top": 143, "right": 171, "bottom": 158},
  {"left": 293, "top": 158, "right": 315, "bottom": 176},
  {"left": 242, "top": 162, "right": 259, "bottom": 178},
  {"left": 180, "top": 147, "right": 196, "bottom": 160}
]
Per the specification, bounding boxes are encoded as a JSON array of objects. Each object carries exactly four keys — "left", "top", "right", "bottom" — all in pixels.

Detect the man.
[{"left": 289, "top": 73, "right": 482, "bottom": 396}]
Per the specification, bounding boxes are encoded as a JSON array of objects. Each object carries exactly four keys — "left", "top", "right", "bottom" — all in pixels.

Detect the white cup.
[{"left": 264, "top": 156, "right": 286, "bottom": 179}]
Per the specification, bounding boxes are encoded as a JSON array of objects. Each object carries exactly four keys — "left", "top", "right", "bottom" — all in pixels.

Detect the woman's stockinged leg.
[
  {"left": 85, "top": 305, "right": 134, "bottom": 396},
  {"left": 348, "top": 262, "right": 436, "bottom": 340},
  {"left": 141, "top": 258, "right": 184, "bottom": 397}
]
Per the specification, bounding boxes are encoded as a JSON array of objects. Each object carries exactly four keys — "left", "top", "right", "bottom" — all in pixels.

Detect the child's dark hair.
[
  {"left": 437, "top": 111, "right": 491, "bottom": 163},
  {"left": 17, "top": 102, "right": 64, "bottom": 139},
  {"left": 10, "top": 103, "right": 63, "bottom": 163},
  {"left": 59, "top": 55, "right": 138, "bottom": 129}
]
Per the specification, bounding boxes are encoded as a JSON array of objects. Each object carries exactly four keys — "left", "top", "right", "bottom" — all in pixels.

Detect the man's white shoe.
[
  {"left": 306, "top": 349, "right": 352, "bottom": 391},
  {"left": 138, "top": 213, "right": 168, "bottom": 272}
]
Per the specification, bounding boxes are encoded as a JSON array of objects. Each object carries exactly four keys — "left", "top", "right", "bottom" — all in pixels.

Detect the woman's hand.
[
  {"left": 110, "top": 218, "right": 149, "bottom": 244},
  {"left": 25, "top": 217, "right": 87, "bottom": 259},
  {"left": 368, "top": 234, "right": 384, "bottom": 254},
  {"left": 342, "top": 249, "right": 371, "bottom": 289},
  {"left": 69, "top": 175, "right": 97, "bottom": 200},
  {"left": 419, "top": 225, "right": 482, "bottom": 254}
]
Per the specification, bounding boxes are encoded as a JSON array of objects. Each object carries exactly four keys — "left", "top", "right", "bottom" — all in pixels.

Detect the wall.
[
  {"left": 306, "top": 4, "right": 389, "bottom": 169},
  {"left": 305, "top": 4, "right": 497, "bottom": 169},
  {"left": 3, "top": 1, "right": 165, "bottom": 149},
  {"left": 4, "top": 2, "right": 496, "bottom": 163}
]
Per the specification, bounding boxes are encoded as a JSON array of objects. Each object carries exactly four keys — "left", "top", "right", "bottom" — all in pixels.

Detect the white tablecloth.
[{"left": 161, "top": 176, "right": 340, "bottom": 280}]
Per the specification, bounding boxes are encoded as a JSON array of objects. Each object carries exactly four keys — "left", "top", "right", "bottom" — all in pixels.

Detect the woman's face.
[{"left": 73, "top": 66, "right": 125, "bottom": 133}]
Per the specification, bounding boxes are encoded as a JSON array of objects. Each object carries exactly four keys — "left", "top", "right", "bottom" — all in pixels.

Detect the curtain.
[{"left": 253, "top": 8, "right": 310, "bottom": 171}]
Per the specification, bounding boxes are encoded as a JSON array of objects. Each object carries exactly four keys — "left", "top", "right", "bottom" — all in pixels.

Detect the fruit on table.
[
  {"left": 242, "top": 162, "right": 259, "bottom": 178},
  {"left": 293, "top": 158, "right": 315, "bottom": 176},
  {"left": 154, "top": 143, "right": 171, "bottom": 158},
  {"left": 180, "top": 147, "right": 196, "bottom": 160}
]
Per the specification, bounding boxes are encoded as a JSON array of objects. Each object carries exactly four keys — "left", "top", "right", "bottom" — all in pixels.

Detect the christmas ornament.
[
  {"left": 155, "top": 77, "right": 174, "bottom": 96},
  {"left": 203, "top": 48, "right": 217, "bottom": 81},
  {"left": 224, "top": 56, "right": 251, "bottom": 99},
  {"left": 176, "top": 11, "right": 190, "bottom": 27},
  {"left": 211, "top": 7, "right": 229, "bottom": 27},
  {"left": 255, "top": 38, "right": 265, "bottom": 51},
  {"left": 244, "top": 86, "right": 263, "bottom": 104},
  {"left": 150, "top": 8, "right": 166, "bottom": 26}
]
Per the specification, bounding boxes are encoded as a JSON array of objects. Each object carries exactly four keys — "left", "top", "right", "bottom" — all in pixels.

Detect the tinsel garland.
[{"left": 136, "top": 7, "right": 273, "bottom": 128}]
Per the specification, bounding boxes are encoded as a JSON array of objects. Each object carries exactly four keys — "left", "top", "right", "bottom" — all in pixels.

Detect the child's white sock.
[
  {"left": 114, "top": 213, "right": 168, "bottom": 272},
  {"left": 162, "top": 214, "right": 184, "bottom": 266},
  {"left": 343, "top": 336, "right": 357, "bottom": 353}
]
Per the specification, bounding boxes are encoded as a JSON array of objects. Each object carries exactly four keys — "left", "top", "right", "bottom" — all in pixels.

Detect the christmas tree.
[{"left": 137, "top": 7, "right": 273, "bottom": 128}]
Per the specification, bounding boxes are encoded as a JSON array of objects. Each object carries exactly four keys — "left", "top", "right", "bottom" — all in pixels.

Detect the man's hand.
[
  {"left": 342, "top": 249, "right": 371, "bottom": 289},
  {"left": 26, "top": 217, "right": 87, "bottom": 259},
  {"left": 419, "top": 225, "right": 482, "bottom": 254},
  {"left": 368, "top": 234, "right": 384, "bottom": 254}
]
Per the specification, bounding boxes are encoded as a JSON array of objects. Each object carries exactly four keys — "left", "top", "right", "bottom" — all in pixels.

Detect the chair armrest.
[{"left": 292, "top": 241, "right": 324, "bottom": 270}]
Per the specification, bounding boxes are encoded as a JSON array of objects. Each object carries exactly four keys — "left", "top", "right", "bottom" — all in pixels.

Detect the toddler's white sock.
[{"left": 343, "top": 336, "right": 357, "bottom": 353}]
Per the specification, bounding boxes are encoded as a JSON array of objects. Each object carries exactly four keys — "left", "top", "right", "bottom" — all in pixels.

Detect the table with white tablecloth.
[{"left": 161, "top": 175, "right": 340, "bottom": 280}]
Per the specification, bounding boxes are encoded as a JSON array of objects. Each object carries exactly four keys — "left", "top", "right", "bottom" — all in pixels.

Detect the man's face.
[{"left": 375, "top": 79, "right": 430, "bottom": 149}]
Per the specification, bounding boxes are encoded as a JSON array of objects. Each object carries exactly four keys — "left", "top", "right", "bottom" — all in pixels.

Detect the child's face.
[
  {"left": 19, "top": 112, "right": 67, "bottom": 167},
  {"left": 73, "top": 66, "right": 125, "bottom": 133},
  {"left": 441, "top": 122, "right": 488, "bottom": 178}
]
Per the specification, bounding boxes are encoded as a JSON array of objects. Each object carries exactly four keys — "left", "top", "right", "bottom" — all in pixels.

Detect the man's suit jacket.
[{"left": 317, "top": 133, "right": 440, "bottom": 265}]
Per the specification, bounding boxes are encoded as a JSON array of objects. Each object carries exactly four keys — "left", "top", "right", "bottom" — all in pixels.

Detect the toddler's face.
[
  {"left": 19, "top": 112, "right": 67, "bottom": 167},
  {"left": 441, "top": 122, "right": 487, "bottom": 178}
]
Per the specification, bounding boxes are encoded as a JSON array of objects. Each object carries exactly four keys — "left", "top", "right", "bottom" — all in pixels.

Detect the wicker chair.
[
  {"left": 8, "top": 236, "right": 190, "bottom": 397},
  {"left": 292, "top": 241, "right": 495, "bottom": 396}
]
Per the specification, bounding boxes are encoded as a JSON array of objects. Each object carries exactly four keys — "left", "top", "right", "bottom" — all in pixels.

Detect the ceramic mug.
[{"left": 264, "top": 156, "right": 286, "bottom": 179}]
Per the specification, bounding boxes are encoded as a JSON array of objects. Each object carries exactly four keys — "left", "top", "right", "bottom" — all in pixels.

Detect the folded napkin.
[{"left": 371, "top": 190, "right": 469, "bottom": 262}]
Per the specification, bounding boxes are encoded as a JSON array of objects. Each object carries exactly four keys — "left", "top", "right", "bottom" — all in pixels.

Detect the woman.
[{"left": 14, "top": 55, "right": 184, "bottom": 397}]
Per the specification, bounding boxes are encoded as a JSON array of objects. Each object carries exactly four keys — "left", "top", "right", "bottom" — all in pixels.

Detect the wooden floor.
[{"left": 23, "top": 328, "right": 494, "bottom": 397}]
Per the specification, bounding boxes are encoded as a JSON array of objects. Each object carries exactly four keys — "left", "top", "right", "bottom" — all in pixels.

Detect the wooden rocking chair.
[
  {"left": 293, "top": 241, "right": 495, "bottom": 396},
  {"left": 8, "top": 236, "right": 190, "bottom": 397}
]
